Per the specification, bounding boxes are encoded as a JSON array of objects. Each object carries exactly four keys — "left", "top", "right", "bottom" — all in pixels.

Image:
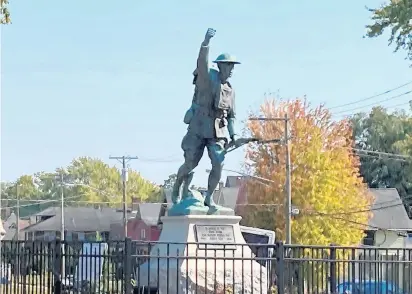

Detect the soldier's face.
[{"left": 218, "top": 63, "right": 235, "bottom": 82}]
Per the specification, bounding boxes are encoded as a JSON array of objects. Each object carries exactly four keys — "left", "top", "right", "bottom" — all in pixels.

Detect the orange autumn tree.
[{"left": 241, "top": 98, "right": 373, "bottom": 246}]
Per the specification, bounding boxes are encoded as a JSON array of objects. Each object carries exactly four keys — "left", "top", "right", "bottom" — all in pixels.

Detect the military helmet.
[{"left": 213, "top": 53, "right": 241, "bottom": 64}]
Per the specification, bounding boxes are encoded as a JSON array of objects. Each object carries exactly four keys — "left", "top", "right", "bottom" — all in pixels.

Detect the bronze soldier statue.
[{"left": 172, "top": 28, "right": 241, "bottom": 208}]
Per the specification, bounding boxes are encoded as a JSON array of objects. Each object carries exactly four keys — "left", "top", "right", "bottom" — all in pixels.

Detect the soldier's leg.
[
  {"left": 204, "top": 139, "right": 226, "bottom": 206},
  {"left": 171, "top": 133, "right": 205, "bottom": 203}
]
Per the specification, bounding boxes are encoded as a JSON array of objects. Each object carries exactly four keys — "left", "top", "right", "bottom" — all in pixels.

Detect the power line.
[
  {"left": 329, "top": 80, "right": 412, "bottom": 110},
  {"left": 0, "top": 195, "right": 82, "bottom": 209},
  {"left": 352, "top": 148, "right": 411, "bottom": 159},
  {"left": 303, "top": 194, "right": 412, "bottom": 216},
  {"left": 4, "top": 193, "right": 411, "bottom": 214},
  {"left": 337, "top": 101, "right": 411, "bottom": 118},
  {"left": 352, "top": 148, "right": 412, "bottom": 159},
  {"left": 311, "top": 213, "right": 406, "bottom": 234},
  {"left": 332, "top": 90, "right": 411, "bottom": 115}
]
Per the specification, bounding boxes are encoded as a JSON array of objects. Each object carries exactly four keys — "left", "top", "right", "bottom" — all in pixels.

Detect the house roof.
[
  {"left": 225, "top": 176, "right": 243, "bottom": 188},
  {"left": 34, "top": 206, "right": 60, "bottom": 217},
  {"left": 368, "top": 188, "right": 412, "bottom": 230},
  {"left": 23, "top": 207, "right": 125, "bottom": 233},
  {"left": 3, "top": 213, "right": 30, "bottom": 240},
  {"left": 135, "top": 203, "right": 163, "bottom": 226},
  {"left": 213, "top": 187, "right": 241, "bottom": 210}
]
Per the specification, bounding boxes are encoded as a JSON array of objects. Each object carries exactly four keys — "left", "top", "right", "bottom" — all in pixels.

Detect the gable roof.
[
  {"left": 213, "top": 187, "right": 241, "bottom": 210},
  {"left": 34, "top": 206, "right": 60, "bottom": 217},
  {"left": 135, "top": 203, "right": 163, "bottom": 226},
  {"left": 225, "top": 176, "right": 244, "bottom": 188},
  {"left": 23, "top": 207, "right": 125, "bottom": 232},
  {"left": 3, "top": 213, "right": 30, "bottom": 240},
  {"left": 369, "top": 188, "right": 412, "bottom": 230}
]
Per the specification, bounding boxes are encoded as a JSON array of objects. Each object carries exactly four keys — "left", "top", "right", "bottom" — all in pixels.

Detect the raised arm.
[{"left": 196, "top": 28, "right": 215, "bottom": 85}]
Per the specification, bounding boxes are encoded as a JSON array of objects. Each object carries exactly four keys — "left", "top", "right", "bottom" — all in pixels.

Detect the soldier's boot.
[
  {"left": 204, "top": 165, "right": 221, "bottom": 207},
  {"left": 204, "top": 192, "right": 217, "bottom": 207},
  {"left": 171, "top": 172, "right": 185, "bottom": 204},
  {"left": 181, "top": 172, "right": 194, "bottom": 200},
  {"left": 171, "top": 162, "right": 194, "bottom": 204}
]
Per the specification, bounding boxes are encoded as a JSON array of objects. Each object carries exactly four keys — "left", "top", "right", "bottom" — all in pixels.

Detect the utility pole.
[
  {"left": 284, "top": 114, "right": 292, "bottom": 245},
  {"left": 16, "top": 184, "right": 20, "bottom": 239},
  {"left": 109, "top": 155, "right": 138, "bottom": 238},
  {"left": 60, "top": 173, "right": 65, "bottom": 242},
  {"left": 60, "top": 173, "right": 65, "bottom": 279},
  {"left": 249, "top": 115, "right": 292, "bottom": 244}
]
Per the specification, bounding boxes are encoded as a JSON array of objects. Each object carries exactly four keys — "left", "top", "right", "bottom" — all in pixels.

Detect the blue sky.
[{"left": 1, "top": 0, "right": 410, "bottom": 187}]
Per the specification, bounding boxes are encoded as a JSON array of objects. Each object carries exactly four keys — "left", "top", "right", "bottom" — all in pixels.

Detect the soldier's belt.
[{"left": 196, "top": 107, "right": 229, "bottom": 119}]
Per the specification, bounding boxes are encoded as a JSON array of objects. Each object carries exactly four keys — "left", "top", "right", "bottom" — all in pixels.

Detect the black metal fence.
[{"left": 0, "top": 240, "right": 411, "bottom": 293}]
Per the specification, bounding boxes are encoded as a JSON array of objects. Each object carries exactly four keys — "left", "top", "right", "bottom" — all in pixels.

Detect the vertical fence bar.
[
  {"left": 276, "top": 242, "right": 285, "bottom": 294},
  {"left": 124, "top": 238, "right": 132, "bottom": 294},
  {"left": 330, "top": 244, "right": 337, "bottom": 294},
  {"left": 53, "top": 239, "right": 62, "bottom": 294},
  {"left": 4, "top": 239, "right": 412, "bottom": 294}
]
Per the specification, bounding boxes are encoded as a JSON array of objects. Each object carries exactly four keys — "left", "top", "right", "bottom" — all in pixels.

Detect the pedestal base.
[{"left": 135, "top": 215, "right": 268, "bottom": 293}]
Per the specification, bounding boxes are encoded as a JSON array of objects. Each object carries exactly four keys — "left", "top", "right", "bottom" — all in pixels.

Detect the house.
[
  {"left": 225, "top": 176, "right": 244, "bottom": 188},
  {"left": 2, "top": 213, "right": 30, "bottom": 241},
  {"left": 362, "top": 188, "right": 412, "bottom": 248},
  {"left": 23, "top": 207, "right": 126, "bottom": 241},
  {"left": 354, "top": 188, "right": 412, "bottom": 288},
  {"left": 220, "top": 179, "right": 412, "bottom": 248},
  {"left": 0, "top": 220, "right": 5, "bottom": 241},
  {"left": 110, "top": 203, "right": 164, "bottom": 241}
]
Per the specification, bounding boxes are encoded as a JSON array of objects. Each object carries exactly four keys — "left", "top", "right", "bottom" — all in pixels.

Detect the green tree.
[
  {"left": 2, "top": 175, "right": 46, "bottom": 217},
  {"left": 161, "top": 174, "right": 177, "bottom": 189},
  {"left": 1, "top": 0, "right": 10, "bottom": 24},
  {"left": 63, "top": 157, "right": 161, "bottom": 205},
  {"left": 1, "top": 157, "right": 162, "bottom": 216},
  {"left": 352, "top": 105, "right": 412, "bottom": 209},
  {"left": 366, "top": 0, "right": 412, "bottom": 61}
]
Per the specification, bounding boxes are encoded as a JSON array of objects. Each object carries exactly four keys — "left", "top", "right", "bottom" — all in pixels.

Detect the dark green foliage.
[{"left": 366, "top": 0, "right": 412, "bottom": 61}]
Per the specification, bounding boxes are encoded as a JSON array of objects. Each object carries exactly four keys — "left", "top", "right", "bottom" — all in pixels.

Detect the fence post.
[
  {"left": 276, "top": 242, "right": 285, "bottom": 294},
  {"left": 53, "top": 238, "right": 62, "bottom": 294},
  {"left": 124, "top": 238, "right": 133, "bottom": 294},
  {"left": 329, "top": 243, "right": 337, "bottom": 294}
]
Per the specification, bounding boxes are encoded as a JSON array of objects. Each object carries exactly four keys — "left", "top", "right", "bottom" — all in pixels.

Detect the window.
[
  {"left": 78, "top": 232, "right": 85, "bottom": 241},
  {"left": 66, "top": 232, "right": 73, "bottom": 241},
  {"left": 140, "top": 229, "right": 146, "bottom": 240},
  {"left": 362, "top": 231, "right": 375, "bottom": 246}
]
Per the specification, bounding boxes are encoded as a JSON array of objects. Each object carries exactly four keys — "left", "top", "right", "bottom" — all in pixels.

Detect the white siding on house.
[{"left": 374, "top": 230, "right": 405, "bottom": 249}]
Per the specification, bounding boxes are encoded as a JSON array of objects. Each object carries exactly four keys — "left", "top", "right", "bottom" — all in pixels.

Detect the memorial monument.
[{"left": 135, "top": 28, "right": 268, "bottom": 293}]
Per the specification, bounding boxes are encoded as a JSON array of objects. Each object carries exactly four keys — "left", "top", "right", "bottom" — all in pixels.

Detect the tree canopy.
[
  {"left": 1, "top": 157, "right": 162, "bottom": 218},
  {"left": 352, "top": 104, "right": 412, "bottom": 212},
  {"left": 241, "top": 98, "right": 372, "bottom": 245},
  {"left": 366, "top": 0, "right": 412, "bottom": 61},
  {"left": 0, "top": 0, "right": 10, "bottom": 24}
]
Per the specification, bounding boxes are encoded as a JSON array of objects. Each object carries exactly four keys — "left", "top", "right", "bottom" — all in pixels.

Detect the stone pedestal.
[{"left": 135, "top": 215, "right": 268, "bottom": 293}]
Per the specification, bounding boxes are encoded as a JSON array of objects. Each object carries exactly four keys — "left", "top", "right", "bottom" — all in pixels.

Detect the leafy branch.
[
  {"left": 1, "top": 0, "right": 11, "bottom": 24},
  {"left": 365, "top": 0, "right": 412, "bottom": 62}
]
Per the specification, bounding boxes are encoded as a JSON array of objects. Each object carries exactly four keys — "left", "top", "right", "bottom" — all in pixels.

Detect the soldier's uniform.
[{"left": 173, "top": 44, "right": 239, "bottom": 202}]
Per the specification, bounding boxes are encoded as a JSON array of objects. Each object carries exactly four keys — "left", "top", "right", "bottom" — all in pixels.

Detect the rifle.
[{"left": 224, "top": 137, "right": 283, "bottom": 153}]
